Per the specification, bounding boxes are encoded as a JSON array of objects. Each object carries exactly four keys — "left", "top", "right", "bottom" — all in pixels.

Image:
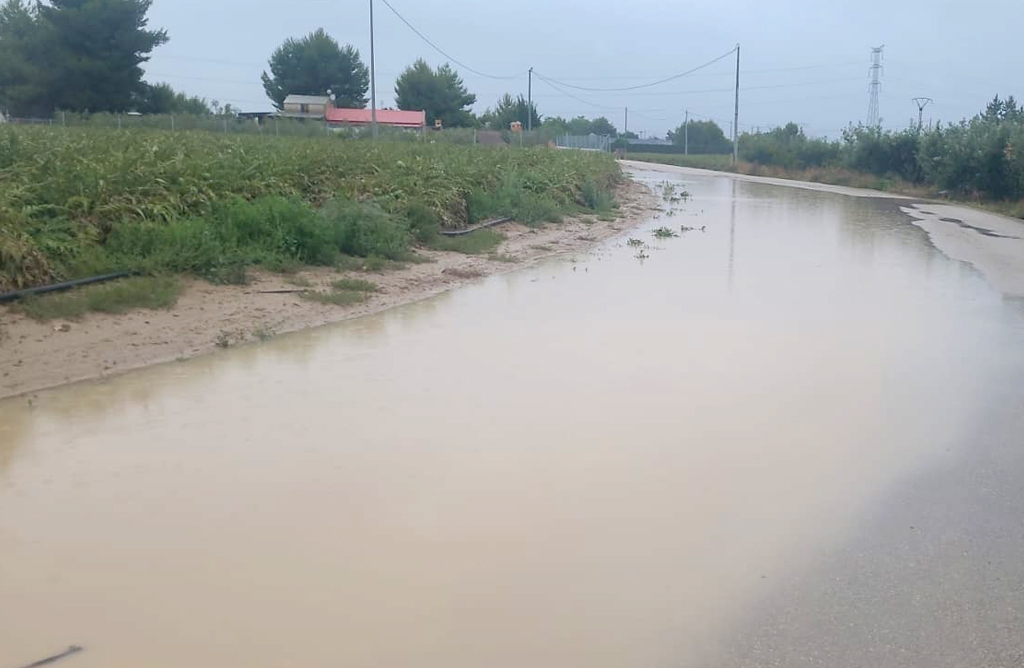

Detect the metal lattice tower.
[
  {"left": 867, "top": 45, "right": 884, "bottom": 127},
  {"left": 912, "top": 97, "right": 933, "bottom": 130}
]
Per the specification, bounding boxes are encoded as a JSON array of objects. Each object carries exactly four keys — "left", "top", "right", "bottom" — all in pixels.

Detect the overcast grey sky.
[{"left": 143, "top": 0, "right": 1022, "bottom": 138}]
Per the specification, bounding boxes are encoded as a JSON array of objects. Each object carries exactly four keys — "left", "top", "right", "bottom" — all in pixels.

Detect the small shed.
[
  {"left": 326, "top": 108, "right": 426, "bottom": 130},
  {"left": 281, "top": 95, "right": 332, "bottom": 119}
]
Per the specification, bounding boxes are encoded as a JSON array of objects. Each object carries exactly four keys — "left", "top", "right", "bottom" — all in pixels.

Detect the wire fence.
[{"left": 555, "top": 134, "right": 614, "bottom": 152}]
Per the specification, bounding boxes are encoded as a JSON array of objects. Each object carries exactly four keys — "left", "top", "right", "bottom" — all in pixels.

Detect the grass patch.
[
  {"left": 428, "top": 229, "right": 504, "bottom": 255},
  {"left": 652, "top": 226, "right": 678, "bottom": 238},
  {"left": 13, "top": 276, "right": 181, "bottom": 321},
  {"left": 331, "top": 277, "right": 379, "bottom": 292}
]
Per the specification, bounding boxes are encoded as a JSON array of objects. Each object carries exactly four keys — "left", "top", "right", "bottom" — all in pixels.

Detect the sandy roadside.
[{"left": 0, "top": 178, "right": 657, "bottom": 400}]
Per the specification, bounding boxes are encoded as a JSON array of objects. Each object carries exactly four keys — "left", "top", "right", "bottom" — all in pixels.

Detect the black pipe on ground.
[
  {"left": 0, "top": 272, "right": 131, "bottom": 305},
  {"left": 439, "top": 217, "right": 512, "bottom": 237},
  {"left": 13, "top": 645, "right": 83, "bottom": 668}
]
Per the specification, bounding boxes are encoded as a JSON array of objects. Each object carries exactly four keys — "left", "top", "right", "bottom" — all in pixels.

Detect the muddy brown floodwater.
[{"left": 3, "top": 167, "right": 1024, "bottom": 668}]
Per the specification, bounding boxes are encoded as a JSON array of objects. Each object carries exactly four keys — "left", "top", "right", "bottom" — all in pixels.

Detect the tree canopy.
[
  {"left": 261, "top": 29, "right": 368, "bottom": 110},
  {"left": 0, "top": 0, "right": 167, "bottom": 115},
  {"left": 394, "top": 59, "right": 476, "bottom": 128},
  {"left": 668, "top": 119, "right": 733, "bottom": 154},
  {"left": 480, "top": 94, "right": 540, "bottom": 130},
  {"left": 135, "top": 82, "right": 212, "bottom": 115},
  {"left": 588, "top": 116, "right": 618, "bottom": 137}
]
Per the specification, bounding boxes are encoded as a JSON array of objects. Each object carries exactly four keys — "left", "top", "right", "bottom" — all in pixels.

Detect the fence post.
[
  {"left": 171, "top": 115, "right": 175, "bottom": 132},
  {"left": 61, "top": 111, "right": 66, "bottom": 127},
  {"left": 224, "top": 119, "right": 228, "bottom": 133},
  {"left": 117, "top": 114, "right": 121, "bottom": 130},
  {"left": 275, "top": 118, "right": 279, "bottom": 136}
]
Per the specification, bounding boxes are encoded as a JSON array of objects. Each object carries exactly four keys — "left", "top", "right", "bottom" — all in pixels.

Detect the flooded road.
[{"left": 3, "top": 167, "right": 1024, "bottom": 668}]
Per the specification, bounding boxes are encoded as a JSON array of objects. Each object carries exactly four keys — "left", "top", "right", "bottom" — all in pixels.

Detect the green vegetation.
[
  {"left": 666, "top": 120, "right": 733, "bottom": 154},
  {"left": 0, "top": 127, "right": 619, "bottom": 291},
  {"left": 652, "top": 98, "right": 1024, "bottom": 211},
  {"left": 626, "top": 153, "right": 734, "bottom": 171},
  {"left": 0, "top": 0, "right": 167, "bottom": 116},
  {"left": 479, "top": 94, "right": 541, "bottom": 131},
  {"left": 13, "top": 276, "right": 180, "bottom": 320},
  {"left": 330, "top": 277, "right": 379, "bottom": 292},
  {"left": 394, "top": 59, "right": 475, "bottom": 128},
  {"left": 261, "top": 29, "right": 368, "bottom": 110},
  {"left": 303, "top": 276, "right": 379, "bottom": 307},
  {"left": 652, "top": 227, "right": 678, "bottom": 238},
  {"left": 428, "top": 230, "right": 505, "bottom": 255}
]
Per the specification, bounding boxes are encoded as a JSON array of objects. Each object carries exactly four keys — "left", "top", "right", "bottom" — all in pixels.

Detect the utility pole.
[
  {"left": 867, "top": 45, "right": 884, "bottom": 127},
  {"left": 684, "top": 110, "right": 689, "bottom": 155},
  {"left": 527, "top": 68, "right": 533, "bottom": 132},
  {"left": 912, "top": 97, "right": 933, "bottom": 130},
  {"left": 369, "top": 0, "right": 378, "bottom": 138},
  {"left": 733, "top": 44, "right": 740, "bottom": 166},
  {"left": 624, "top": 107, "right": 628, "bottom": 136}
]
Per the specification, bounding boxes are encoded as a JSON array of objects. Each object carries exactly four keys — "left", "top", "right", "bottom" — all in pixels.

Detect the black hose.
[
  {"left": 13, "top": 645, "right": 83, "bottom": 668},
  {"left": 439, "top": 217, "right": 512, "bottom": 237},
  {"left": 0, "top": 272, "right": 131, "bottom": 305}
]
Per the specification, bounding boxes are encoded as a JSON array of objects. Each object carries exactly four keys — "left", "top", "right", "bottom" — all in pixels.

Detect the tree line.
[
  {"left": 736, "top": 96, "right": 1024, "bottom": 202},
  {"left": 1, "top": 6, "right": 624, "bottom": 135}
]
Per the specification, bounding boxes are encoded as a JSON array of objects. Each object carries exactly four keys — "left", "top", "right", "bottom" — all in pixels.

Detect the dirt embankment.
[{"left": 0, "top": 179, "right": 656, "bottom": 400}]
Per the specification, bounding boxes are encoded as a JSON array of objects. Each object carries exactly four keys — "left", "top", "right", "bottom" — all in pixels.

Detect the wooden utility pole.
[
  {"left": 733, "top": 44, "right": 740, "bottom": 165},
  {"left": 684, "top": 110, "right": 689, "bottom": 155},
  {"left": 528, "top": 68, "right": 533, "bottom": 132},
  {"left": 369, "top": 0, "right": 378, "bottom": 138}
]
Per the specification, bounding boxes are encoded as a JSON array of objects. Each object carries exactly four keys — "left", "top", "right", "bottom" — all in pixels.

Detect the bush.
[
  {"left": 406, "top": 201, "right": 441, "bottom": 242},
  {"left": 92, "top": 195, "right": 409, "bottom": 280},
  {"left": 739, "top": 123, "right": 840, "bottom": 169},
  {"left": 319, "top": 199, "right": 410, "bottom": 259}
]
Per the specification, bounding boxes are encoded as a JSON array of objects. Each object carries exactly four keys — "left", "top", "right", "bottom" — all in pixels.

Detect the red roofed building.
[{"left": 326, "top": 108, "right": 426, "bottom": 130}]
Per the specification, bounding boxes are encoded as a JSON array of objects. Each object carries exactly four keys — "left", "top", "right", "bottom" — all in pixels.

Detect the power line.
[
  {"left": 376, "top": 0, "right": 524, "bottom": 80},
  {"left": 528, "top": 76, "right": 865, "bottom": 100},
  {"left": 538, "top": 59, "right": 865, "bottom": 81},
  {"left": 532, "top": 73, "right": 622, "bottom": 111},
  {"left": 535, "top": 47, "right": 736, "bottom": 92}
]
